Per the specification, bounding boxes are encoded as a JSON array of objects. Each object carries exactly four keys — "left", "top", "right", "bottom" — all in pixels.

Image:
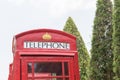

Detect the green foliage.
[
  {"left": 113, "top": 0, "right": 120, "bottom": 79},
  {"left": 63, "top": 17, "right": 90, "bottom": 80},
  {"left": 90, "top": 0, "right": 113, "bottom": 80}
]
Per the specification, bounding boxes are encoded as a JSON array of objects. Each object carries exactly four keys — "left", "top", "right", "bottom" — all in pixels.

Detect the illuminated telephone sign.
[
  {"left": 8, "top": 29, "right": 80, "bottom": 80},
  {"left": 24, "top": 41, "right": 70, "bottom": 49}
]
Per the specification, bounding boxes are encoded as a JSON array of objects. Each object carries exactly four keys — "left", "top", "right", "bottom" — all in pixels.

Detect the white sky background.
[{"left": 0, "top": 0, "right": 113, "bottom": 80}]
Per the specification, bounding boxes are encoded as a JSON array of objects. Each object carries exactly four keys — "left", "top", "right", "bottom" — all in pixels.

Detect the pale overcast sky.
[{"left": 0, "top": 0, "right": 113, "bottom": 80}]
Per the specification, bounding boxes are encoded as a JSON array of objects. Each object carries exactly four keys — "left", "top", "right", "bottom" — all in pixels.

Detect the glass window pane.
[
  {"left": 64, "top": 62, "right": 69, "bottom": 75},
  {"left": 27, "top": 63, "right": 32, "bottom": 77},
  {"left": 54, "top": 78, "right": 62, "bottom": 80},
  {"left": 34, "top": 78, "right": 63, "bottom": 80},
  {"left": 28, "top": 63, "right": 32, "bottom": 73},
  {"left": 65, "top": 78, "right": 69, "bottom": 80},
  {"left": 34, "top": 62, "right": 62, "bottom": 76},
  {"left": 34, "top": 78, "right": 51, "bottom": 80}
]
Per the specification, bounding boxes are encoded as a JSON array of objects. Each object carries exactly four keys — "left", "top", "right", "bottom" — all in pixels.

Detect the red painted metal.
[{"left": 8, "top": 29, "right": 80, "bottom": 80}]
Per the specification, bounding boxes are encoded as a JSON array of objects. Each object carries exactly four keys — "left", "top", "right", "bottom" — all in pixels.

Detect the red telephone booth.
[{"left": 8, "top": 29, "right": 80, "bottom": 80}]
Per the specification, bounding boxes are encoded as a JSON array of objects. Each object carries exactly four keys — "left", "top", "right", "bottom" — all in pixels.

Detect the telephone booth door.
[{"left": 21, "top": 57, "right": 74, "bottom": 80}]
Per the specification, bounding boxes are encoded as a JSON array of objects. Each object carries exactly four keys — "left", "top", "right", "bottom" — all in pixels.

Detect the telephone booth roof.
[{"left": 12, "top": 29, "right": 77, "bottom": 54}]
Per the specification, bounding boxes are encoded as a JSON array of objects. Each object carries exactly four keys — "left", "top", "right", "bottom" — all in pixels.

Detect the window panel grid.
[{"left": 27, "top": 62, "right": 69, "bottom": 80}]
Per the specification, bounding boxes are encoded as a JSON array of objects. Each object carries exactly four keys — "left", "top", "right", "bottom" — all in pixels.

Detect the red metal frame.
[{"left": 8, "top": 29, "right": 80, "bottom": 80}]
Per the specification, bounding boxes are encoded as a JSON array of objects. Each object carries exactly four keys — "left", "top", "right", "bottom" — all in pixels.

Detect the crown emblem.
[{"left": 42, "top": 33, "right": 52, "bottom": 40}]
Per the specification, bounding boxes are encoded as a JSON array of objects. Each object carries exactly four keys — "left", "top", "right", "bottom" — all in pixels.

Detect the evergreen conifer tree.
[
  {"left": 63, "top": 17, "right": 90, "bottom": 80},
  {"left": 90, "top": 0, "right": 113, "bottom": 80},
  {"left": 113, "top": 0, "right": 120, "bottom": 79}
]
